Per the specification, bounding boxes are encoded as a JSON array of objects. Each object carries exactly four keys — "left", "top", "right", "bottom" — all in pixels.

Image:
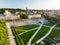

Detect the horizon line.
[{"left": 0, "top": 7, "right": 60, "bottom": 10}]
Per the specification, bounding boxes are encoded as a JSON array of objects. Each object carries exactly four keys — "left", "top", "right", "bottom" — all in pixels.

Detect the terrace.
[{"left": 11, "top": 21, "right": 60, "bottom": 45}]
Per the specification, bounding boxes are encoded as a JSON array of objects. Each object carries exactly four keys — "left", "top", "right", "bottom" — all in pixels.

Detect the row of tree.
[
  {"left": 44, "top": 13, "right": 60, "bottom": 24},
  {"left": 0, "top": 8, "right": 28, "bottom": 19},
  {"left": 0, "top": 8, "right": 26, "bottom": 13}
]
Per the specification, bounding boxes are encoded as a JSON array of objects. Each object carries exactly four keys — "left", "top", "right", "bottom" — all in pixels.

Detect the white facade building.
[
  {"left": 4, "top": 10, "right": 20, "bottom": 20},
  {"left": 28, "top": 14, "right": 41, "bottom": 19}
]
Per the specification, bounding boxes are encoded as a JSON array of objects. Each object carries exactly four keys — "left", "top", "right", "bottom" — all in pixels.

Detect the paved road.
[
  {"left": 35, "top": 24, "right": 57, "bottom": 44},
  {"left": 27, "top": 23, "right": 44, "bottom": 45},
  {"left": 6, "top": 22, "right": 16, "bottom": 45}
]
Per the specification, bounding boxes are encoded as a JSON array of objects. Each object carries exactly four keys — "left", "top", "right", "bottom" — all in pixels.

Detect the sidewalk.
[{"left": 6, "top": 22, "right": 16, "bottom": 45}]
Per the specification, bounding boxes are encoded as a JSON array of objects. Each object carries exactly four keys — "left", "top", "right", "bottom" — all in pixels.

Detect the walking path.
[
  {"left": 6, "top": 22, "right": 16, "bottom": 45},
  {"left": 27, "top": 23, "right": 44, "bottom": 45},
  {"left": 47, "top": 37, "right": 58, "bottom": 44},
  {"left": 35, "top": 24, "right": 57, "bottom": 44},
  {"left": 43, "top": 25, "right": 60, "bottom": 30},
  {"left": 18, "top": 27, "right": 38, "bottom": 36},
  {"left": 18, "top": 24, "right": 60, "bottom": 36}
]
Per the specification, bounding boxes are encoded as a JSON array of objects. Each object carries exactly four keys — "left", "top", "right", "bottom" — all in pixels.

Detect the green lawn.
[
  {"left": 0, "top": 19, "right": 8, "bottom": 45},
  {"left": 32, "top": 26, "right": 50, "bottom": 43},
  {"left": 11, "top": 25, "right": 39, "bottom": 34},
  {"left": 11, "top": 25, "right": 39, "bottom": 45},
  {"left": 55, "top": 25, "right": 60, "bottom": 28},
  {"left": 44, "top": 22, "right": 54, "bottom": 26},
  {"left": 11, "top": 25, "right": 50, "bottom": 45},
  {"left": 49, "top": 28, "right": 60, "bottom": 38},
  {"left": 11, "top": 23, "right": 60, "bottom": 45}
]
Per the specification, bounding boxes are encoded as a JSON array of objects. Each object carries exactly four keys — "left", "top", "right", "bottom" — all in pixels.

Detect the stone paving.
[{"left": 6, "top": 22, "right": 16, "bottom": 45}]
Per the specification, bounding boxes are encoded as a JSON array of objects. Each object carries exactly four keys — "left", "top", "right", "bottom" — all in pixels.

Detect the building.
[
  {"left": 4, "top": 10, "right": 20, "bottom": 20},
  {"left": 28, "top": 14, "right": 41, "bottom": 19}
]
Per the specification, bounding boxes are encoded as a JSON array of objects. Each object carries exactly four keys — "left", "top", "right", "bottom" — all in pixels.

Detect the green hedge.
[{"left": 0, "top": 19, "right": 8, "bottom": 45}]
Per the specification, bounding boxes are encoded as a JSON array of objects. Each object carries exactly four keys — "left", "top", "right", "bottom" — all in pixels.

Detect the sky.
[{"left": 0, "top": 0, "right": 60, "bottom": 10}]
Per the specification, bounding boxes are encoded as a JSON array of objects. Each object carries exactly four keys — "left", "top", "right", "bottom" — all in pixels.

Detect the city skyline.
[{"left": 0, "top": 0, "right": 60, "bottom": 10}]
